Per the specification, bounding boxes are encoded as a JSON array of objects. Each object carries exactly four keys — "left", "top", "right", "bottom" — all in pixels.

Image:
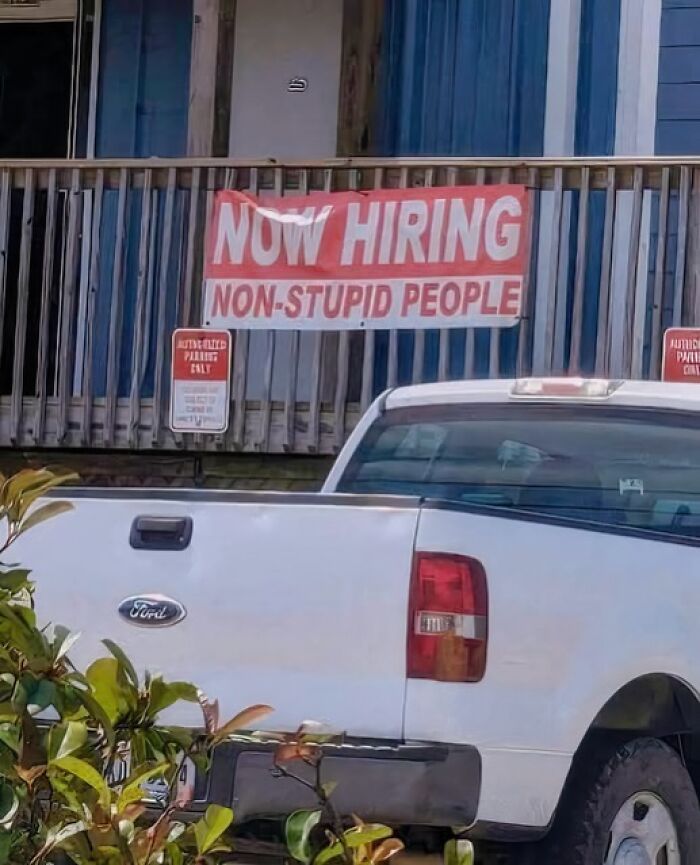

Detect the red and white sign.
[
  {"left": 203, "top": 185, "right": 530, "bottom": 331},
  {"left": 662, "top": 328, "right": 700, "bottom": 383},
  {"left": 170, "top": 328, "right": 232, "bottom": 433}
]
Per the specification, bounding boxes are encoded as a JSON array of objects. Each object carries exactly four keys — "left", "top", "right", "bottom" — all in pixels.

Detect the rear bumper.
[{"left": 190, "top": 738, "right": 481, "bottom": 828}]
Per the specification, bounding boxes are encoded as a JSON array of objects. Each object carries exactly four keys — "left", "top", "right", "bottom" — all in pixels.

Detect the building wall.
[
  {"left": 376, "top": 0, "right": 551, "bottom": 157},
  {"left": 657, "top": 0, "right": 700, "bottom": 154}
]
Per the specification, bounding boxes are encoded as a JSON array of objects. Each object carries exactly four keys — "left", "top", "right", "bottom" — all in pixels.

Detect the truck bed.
[{"left": 12, "top": 490, "right": 419, "bottom": 736}]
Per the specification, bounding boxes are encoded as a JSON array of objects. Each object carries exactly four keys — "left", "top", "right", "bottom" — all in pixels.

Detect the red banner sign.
[
  {"left": 203, "top": 185, "right": 530, "bottom": 331},
  {"left": 662, "top": 328, "right": 700, "bottom": 383}
]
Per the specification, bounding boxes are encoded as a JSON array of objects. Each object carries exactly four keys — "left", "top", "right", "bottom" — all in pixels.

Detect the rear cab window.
[{"left": 337, "top": 404, "right": 700, "bottom": 541}]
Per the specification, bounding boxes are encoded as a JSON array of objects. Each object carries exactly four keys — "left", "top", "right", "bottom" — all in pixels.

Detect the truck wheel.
[{"left": 535, "top": 737, "right": 700, "bottom": 864}]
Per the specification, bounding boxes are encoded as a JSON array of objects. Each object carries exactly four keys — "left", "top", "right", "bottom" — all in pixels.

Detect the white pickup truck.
[{"left": 13, "top": 377, "right": 700, "bottom": 865}]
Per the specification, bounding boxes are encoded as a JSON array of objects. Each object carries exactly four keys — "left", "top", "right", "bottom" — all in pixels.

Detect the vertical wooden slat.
[
  {"left": 10, "top": 169, "right": 35, "bottom": 444},
  {"left": 463, "top": 167, "right": 488, "bottom": 379},
  {"left": 259, "top": 331, "right": 276, "bottom": 451},
  {"left": 307, "top": 167, "right": 334, "bottom": 452},
  {"left": 127, "top": 168, "right": 153, "bottom": 448},
  {"left": 104, "top": 168, "right": 129, "bottom": 447},
  {"left": 437, "top": 166, "right": 453, "bottom": 382},
  {"left": 232, "top": 167, "right": 258, "bottom": 449},
  {"left": 673, "top": 166, "right": 690, "bottom": 328},
  {"left": 258, "top": 167, "right": 284, "bottom": 450},
  {"left": 650, "top": 167, "right": 671, "bottom": 377},
  {"left": 689, "top": 168, "right": 700, "bottom": 326},
  {"left": 283, "top": 167, "right": 309, "bottom": 450},
  {"left": 173, "top": 167, "right": 201, "bottom": 451},
  {"left": 488, "top": 166, "right": 512, "bottom": 378},
  {"left": 34, "top": 168, "right": 58, "bottom": 444},
  {"left": 181, "top": 166, "right": 201, "bottom": 327},
  {"left": 569, "top": 165, "right": 590, "bottom": 374},
  {"left": 517, "top": 169, "right": 539, "bottom": 377},
  {"left": 0, "top": 170, "right": 10, "bottom": 378},
  {"left": 56, "top": 169, "right": 83, "bottom": 443},
  {"left": 540, "top": 167, "right": 564, "bottom": 375},
  {"left": 196, "top": 167, "right": 218, "bottom": 450},
  {"left": 283, "top": 328, "right": 300, "bottom": 451},
  {"left": 151, "top": 167, "right": 177, "bottom": 446},
  {"left": 79, "top": 169, "right": 104, "bottom": 446},
  {"left": 333, "top": 168, "right": 356, "bottom": 451},
  {"left": 361, "top": 167, "right": 383, "bottom": 410},
  {"left": 595, "top": 168, "right": 617, "bottom": 376},
  {"left": 622, "top": 166, "right": 644, "bottom": 377},
  {"left": 231, "top": 329, "right": 250, "bottom": 450}
]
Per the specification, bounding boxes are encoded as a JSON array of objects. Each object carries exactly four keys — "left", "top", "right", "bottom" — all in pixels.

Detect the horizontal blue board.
[
  {"left": 657, "top": 118, "right": 700, "bottom": 151},
  {"left": 664, "top": 0, "right": 700, "bottom": 8},
  {"left": 658, "top": 82, "right": 700, "bottom": 118},
  {"left": 660, "top": 8, "right": 700, "bottom": 45},
  {"left": 659, "top": 46, "right": 700, "bottom": 83}
]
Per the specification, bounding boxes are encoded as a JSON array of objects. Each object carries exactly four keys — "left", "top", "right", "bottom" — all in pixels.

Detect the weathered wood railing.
[{"left": 0, "top": 157, "right": 697, "bottom": 454}]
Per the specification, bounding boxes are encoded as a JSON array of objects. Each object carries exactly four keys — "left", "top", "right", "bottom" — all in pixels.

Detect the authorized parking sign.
[{"left": 170, "top": 328, "right": 232, "bottom": 433}]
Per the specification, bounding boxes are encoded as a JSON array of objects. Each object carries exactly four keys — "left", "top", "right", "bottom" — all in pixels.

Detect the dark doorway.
[
  {"left": 0, "top": 22, "right": 75, "bottom": 398},
  {"left": 0, "top": 22, "right": 74, "bottom": 157}
]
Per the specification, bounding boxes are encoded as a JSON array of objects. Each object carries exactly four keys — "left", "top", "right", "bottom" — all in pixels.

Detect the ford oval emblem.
[{"left": 118, "top": 594, "right": 187, "bottom": 628}]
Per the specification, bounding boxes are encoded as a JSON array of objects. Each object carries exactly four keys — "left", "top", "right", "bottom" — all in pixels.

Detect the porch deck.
[{"left": 0, "top": 157, "right": 695, "bottom": 454}]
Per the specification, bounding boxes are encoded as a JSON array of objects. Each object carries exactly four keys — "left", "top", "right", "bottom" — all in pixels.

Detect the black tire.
[{"left": 516, "top": 737, "right": 700, "bottom": 865}]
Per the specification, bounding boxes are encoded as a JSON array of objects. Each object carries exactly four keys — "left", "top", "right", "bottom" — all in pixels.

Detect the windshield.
[{"left": 337, "top": 404, "right": 700, "bottom": 539}]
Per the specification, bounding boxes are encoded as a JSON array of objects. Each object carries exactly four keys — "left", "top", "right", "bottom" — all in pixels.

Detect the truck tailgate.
[{"left": 11, "top": 492, "right": 419, "bottom": 738}]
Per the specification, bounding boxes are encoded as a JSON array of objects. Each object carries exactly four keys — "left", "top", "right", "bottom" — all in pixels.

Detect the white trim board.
[
  {"left": 532, "top": 0, "right": 582, "bottom": 375},
  {"left": 608, "top": 0, "right": 662, "bottom": 378}
]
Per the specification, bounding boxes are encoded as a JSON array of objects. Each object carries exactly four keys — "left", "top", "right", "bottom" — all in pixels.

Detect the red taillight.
[{"left": 407, "top": 553, "right": 488, "bottom": 683}]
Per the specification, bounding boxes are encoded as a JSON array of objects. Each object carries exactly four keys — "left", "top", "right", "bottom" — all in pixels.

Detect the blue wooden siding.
[
  {"left": 377, "top": 0, "right": 550, "bottom": 157},
  {"left": 657, "top": 0, "right": 700, "bottom": 154},
  {"left": 92, "top": 0, "right": 193, "bottom": 397},
  {"left": 374, "top": 0, "right": 550, "bottom": 389},
  {"left": 642, "top": 0, "right": 700, "bottom": 376},
  {"left": 565, "top": 0, "right": 622, "bottom": 374}
]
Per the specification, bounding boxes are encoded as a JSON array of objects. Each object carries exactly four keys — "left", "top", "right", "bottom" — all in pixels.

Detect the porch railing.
[{"left": 0, "top": 157, "right": 697, "bottom": 454}]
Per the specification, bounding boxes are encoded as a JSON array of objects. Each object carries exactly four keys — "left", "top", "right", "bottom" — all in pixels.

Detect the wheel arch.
[{"left": 589, "top": 672, "right": 700, "bottom": 738}]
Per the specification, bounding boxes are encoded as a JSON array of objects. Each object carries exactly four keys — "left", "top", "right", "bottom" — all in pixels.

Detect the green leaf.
[
  {"left": 48, "top": 721, "right": 88, "bottom": 762},
  {"left": 148, "top": 679, "right": 198, "bottom": 717},
  {"left": 53, "top": 626, "right": 81, "bottom": 662},
  {"left": 0, "top": 724, "right": 19, "bottom": 756},
  {"left": 444, "top": 839, "right": 474, "bottom": 865},
  {"left": 52, "top": 756, "right": 110, "bottom": 808},
  {"left": 34, "top": 820, "right": 88, "bottom": 861},
  {"left": 101, "top": 640, "right": 139, "bottom": 690},
  {"left": 16, "top": 472, "right": 78, "bottom": 521},
  {"left": 344, "top": 826, "right": 393, "bottom": 849},
  {"left": 193, "top": 805, "right": 234, "bottom": 855},
  {"left": 0, "top": 570, "right": 31, "bottom": 594},
  {"left": 286, "top": 810, "right": 322, "bottom": 864},
  {"left": 85, "top": 658, "right": 130, "bottom": 724},
  {"left": 74, "top": 688, "right": 115, "bottom": 744},
  {"left": 314, "top": 826, "right": 395, "bottom": 865},
  {"left": 0, "top": 831, "right": 11, "bottom": 865},
  {"left": 165, "top": 842, "right": 184, "bottom": 865},
  {"left": 19, "top": 501, "right": 73, "bottom": 536},
  {"left": 117, "top": 761, "right": 168, "bottom": 812},
  {"left": 0, "top": 783, "right": 18, "bottom": 828}
]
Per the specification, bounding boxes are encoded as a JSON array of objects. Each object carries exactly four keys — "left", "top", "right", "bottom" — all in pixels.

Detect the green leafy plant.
[
  {"left": 0, "top": 468, "right": 273, "bottom": 864},
  {"left": 276, "top": 725, "right": 405, "bottom": 865},
  {"left": 0, "top": 469, "right": 420, "bottom": 865}
]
